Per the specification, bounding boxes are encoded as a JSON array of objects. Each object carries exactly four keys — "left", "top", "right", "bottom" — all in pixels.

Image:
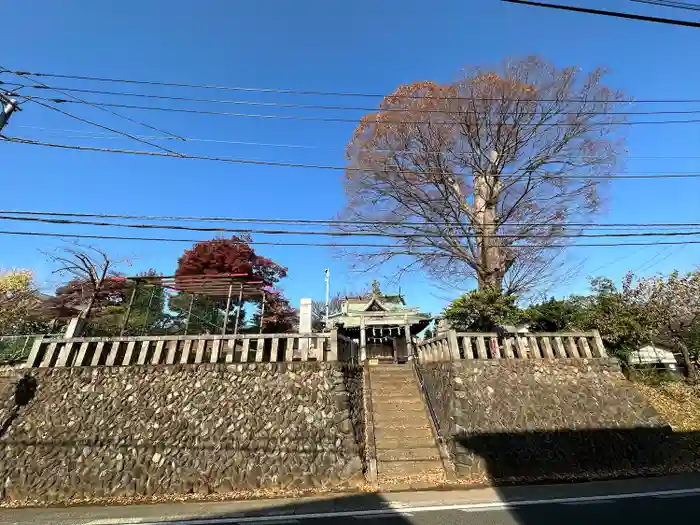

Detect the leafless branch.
[{"left": 339, "top": 56, "right": 625, "bottom": 295}]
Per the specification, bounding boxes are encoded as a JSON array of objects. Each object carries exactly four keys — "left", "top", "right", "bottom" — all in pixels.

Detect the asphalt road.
[{"left": 1, "top": 475, "right": 699, "bottom": 525}]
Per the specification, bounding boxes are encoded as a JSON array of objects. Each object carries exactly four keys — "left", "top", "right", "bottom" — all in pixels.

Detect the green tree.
[
  {"left": 250, "top": 294, "right": 298, "bottom": 334},
  {"left": 443, "top": 289, "right": 520, "bottom": 331},
  {"left": 0, "top": 269, "right": 50, "bottom": 335},
  {"left": 168, "top": 293, "right": 231, "bottom": 334},
  {"left": 524, "top": 297, "right": 582, "bottom": 332},
  {"left": 569, "top": 277, "right": 651, "bottom": 360}
]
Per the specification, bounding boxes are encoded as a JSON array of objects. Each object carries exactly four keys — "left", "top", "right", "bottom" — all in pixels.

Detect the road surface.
[{"left": 1, "top": 474, "right": 699, "bottom": 525}]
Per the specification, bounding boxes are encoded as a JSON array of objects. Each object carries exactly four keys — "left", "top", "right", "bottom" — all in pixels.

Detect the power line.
[
  {"left": 2, "top": 228, "right": 700, "bottom": 249},
  {"left": 25, "top": 98, "right": 185, "bottom": 157},
  {"left": 2, "top": 213, "right": 700, "bottom": 240},
  {"left": 4, "top": 134, "right": 700, "bottom": 180},
  {"left": 8, "top": 68, "right": 700, "bottom": 103},
  {"left": 0, "top": 66, "right": 184, "bottom": 142},
  {"left": 16, "top": 125, "right": 316, "bottom": 149},
  {"left": 502, "top": 0, "right": 700, "bottom": 27},
  {"left": 10, "top": 83, "right": 700, "bottom": 116},
  {"left": 584, "top": 244, "right": 652, "bottom": 276},
  {"left": 631, "top": 0, "right": 700, "bottom": 12},
  {"left": 5, "top": 209, "right": 700, "bottom": 229},
  {"left": 18, "top": 95, "right": 700, "bottom": 126},
  {"left": 17, "top": 125, "right": 700, "bottom": 159}
]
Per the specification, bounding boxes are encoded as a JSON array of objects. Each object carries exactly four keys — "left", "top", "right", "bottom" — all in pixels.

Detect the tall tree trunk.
[
  {"left": 676, "top": 338, "right": 697, "bottom": 380},
  {"left": 475, "top": 167, "right": 503, "bottom": 292}
]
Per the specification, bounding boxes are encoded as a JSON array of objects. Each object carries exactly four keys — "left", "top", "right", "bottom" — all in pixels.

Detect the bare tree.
[
  {"left": 341, "top": 56, "right": 626, "bottom": 294},
  {"left": 311, "top": 296, "right": 343, "bottom": 331},
  {"left": 44, "top": 243, "right": 125, "bottom": 321}
]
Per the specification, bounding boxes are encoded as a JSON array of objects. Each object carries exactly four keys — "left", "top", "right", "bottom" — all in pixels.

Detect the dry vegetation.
[{"left": 635, "top": 379, "right": 700, "bottom": 433}]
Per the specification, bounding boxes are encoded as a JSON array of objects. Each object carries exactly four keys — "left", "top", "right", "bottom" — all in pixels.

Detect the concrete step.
[
  {"left": 375, "top": 426, "right": 435, "bottom": 442},
  {"left": 373, "top": 413, "right": 428, "bottom": 424},
  {"left": 376, "top": 447, "right": 441, "bottom": 462},
  {"left": 375, "top": 436, "right": 437, "bottom": 449},
  {"left": 374, "top": 423, "right": 432, "bottom": 432},
  {"left": 371, "top": 379, "right": 415, "bottom": 386},
  {"left": 373, "top": 420, "right": 429, "bottom": 429},
  {"left": 371, "top": 390, "right": 420, "bottom": 399},
  {"left": 373, "top": 403, "right": 426, "bottom": 414},
  {"left": 372, "top": 395, "right": 423, "bottom": 410},
  {"left": 370, "top": 372, "right": 415, "bottom": 378},
  {"left": 378, "top": 459, "right": 445, "bottom": 477},
  {"left": 373, "top": 409, "right": 426, "bottom": 419}
]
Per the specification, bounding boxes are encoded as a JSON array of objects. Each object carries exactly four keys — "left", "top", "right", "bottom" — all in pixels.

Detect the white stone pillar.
[
  {"left": 299, "top": 298, "right": 313, "bottom": 355},
  {"left": 404, "top": 324, "right": 413, "bottom": 360},
  {"left": 64, "top": 316, "right": 85, "bottom": 338},
  {"left": 360, "top": 317, "right": 367, "bottom": 362}
]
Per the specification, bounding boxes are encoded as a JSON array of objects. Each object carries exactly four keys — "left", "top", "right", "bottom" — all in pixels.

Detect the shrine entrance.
[
  {"left": 326, "top": 288, "right": 432, "bottom": 364},
  {"left": 365, "top": 326, "right": 409, "bottom": 362}
]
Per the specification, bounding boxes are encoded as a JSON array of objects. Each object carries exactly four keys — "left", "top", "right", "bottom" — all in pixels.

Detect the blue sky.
[{"left": 2, "top": 0, "right": 700, "bottom": 316}]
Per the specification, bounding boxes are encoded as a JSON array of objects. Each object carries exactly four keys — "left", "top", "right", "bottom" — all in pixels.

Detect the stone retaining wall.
[
  {"left": 342, "top": 365, "right": 365, "bottom": 465},
  {"left": 0, "top": 363, "right": 365, "bottom": 504},
  {"left": 419, "top": 358, "right": 700, "bottom": 483},
  {"left": 417, "top": 362, "right": 452, "bottom": 439}
]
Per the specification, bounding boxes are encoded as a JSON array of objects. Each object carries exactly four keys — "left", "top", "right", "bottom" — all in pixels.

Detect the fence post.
[
  {"left": 24, "top": 336, "right": 45, "bottom": 368},
  {"left": 329, "top": 330, "right": 339, "bottom": 361},
  {"left": 591, "top": 330, "right": 608, "bottom": 358},
  {"left": 448, "top": 330, "right": 460, "bottom": 361}
]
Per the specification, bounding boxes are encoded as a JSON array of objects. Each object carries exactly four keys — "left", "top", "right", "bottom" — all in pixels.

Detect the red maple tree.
[
  {"left": 176, "top": 236, "right": 297, "bottom": 333},
  {"left": 175, "top": 235, "right": 287, "bottom": 286}
]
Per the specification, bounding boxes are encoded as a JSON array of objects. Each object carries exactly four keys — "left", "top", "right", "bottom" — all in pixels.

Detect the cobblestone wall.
[
  {"left": 342, "top": 364, "right": 365, "bottom": 464},
  {"left": 416, "top": 362, "right": 453, "bottom": 439},
  {"left": 0, "top": 363, "right": 365, "bottom": 504},
  {"left": 447, "top": 359, "right": 698, "bottom": 482}
]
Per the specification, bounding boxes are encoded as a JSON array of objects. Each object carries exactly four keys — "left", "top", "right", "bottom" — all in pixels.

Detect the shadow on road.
[
  {"left": 455, "top": 425, "right": 700, "bottom": 525},
  {"left": 454, "top": 426, "right": 700, "bottom": 483}
]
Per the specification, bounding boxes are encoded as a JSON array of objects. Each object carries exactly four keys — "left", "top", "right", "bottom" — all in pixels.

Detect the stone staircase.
[{"left": 368, "top": 364, "right": 446, "bottom": 488}]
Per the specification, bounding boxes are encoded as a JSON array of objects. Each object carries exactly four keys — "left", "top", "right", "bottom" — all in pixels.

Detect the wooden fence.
[
  {"left": 25, "top": 332, "right": 340, "bottom": 368},
  {"left": 415, "top": 330, "right": 607, "bottom": 363}
]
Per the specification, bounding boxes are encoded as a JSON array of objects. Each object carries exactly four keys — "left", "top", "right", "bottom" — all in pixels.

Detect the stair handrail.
[{"left": 412, "top": 356, "right": 443, "bottom": 443}]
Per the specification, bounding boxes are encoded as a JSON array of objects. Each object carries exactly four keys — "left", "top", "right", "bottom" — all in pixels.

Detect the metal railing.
[{"left": 412, "top": 354, "right": 443, "bottom": 443}]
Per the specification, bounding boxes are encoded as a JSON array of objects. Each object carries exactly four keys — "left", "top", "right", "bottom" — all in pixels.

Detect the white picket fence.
[
  {"left": 25, "top": 332, "right": 341, "bottom": 368},
  {"left": 415, "top": 330, "right": 607, "bottom": 362}
]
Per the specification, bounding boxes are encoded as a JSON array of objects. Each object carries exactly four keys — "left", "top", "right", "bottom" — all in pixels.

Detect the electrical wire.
[
  {"left": 1, "top": 228, "right": 700, "bottom": 249},
  {"left": 631, "top": 0, "right": 700, "bottom": 12},
  {"left": 17, "top": 125, "right": 700, "bottom": 159},
  {"left": 16, "top": 125, "right": 316, "bottom": 149},
  {"left": 2, "top": 214, "right": 700, "bottom": 240},
  {"left": 4, "top": 209, "right": 700, "bottom": 229},
  {"left": 10, "top": 83, "right": 700, "bottom": 117},
  {"left": 0, "top": 66, "right": 184, "bottom": 141},
  {"left": 584, "top": 244, "right": 652, "bottom": 276},
  {"left": 8, "top": 68, "right": 700, "bottom": 103},
  {"left": 17, "top": 95, "right": 700, "bottom": 126},
  {"left": 502, "top": 0, "right": 700, "bottom": 27},
  {"left": 4, "top": 135, "right": 700, "bottom": 180},
  {"left": 24, "top": 98, "right": 185, "bottom": 157}
]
